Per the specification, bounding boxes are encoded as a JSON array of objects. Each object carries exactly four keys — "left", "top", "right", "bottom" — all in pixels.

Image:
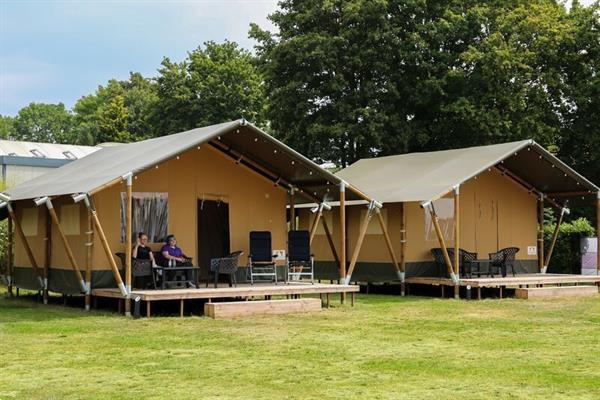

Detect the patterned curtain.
[{"left": 120, "top": 192, "right": 168, "bottom": 243}]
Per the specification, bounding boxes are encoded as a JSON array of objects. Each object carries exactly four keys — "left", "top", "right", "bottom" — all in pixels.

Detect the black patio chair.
[
  {"left": 488, "top": 247, "right": 519, "bottom": 277},
  {"left": 248, "top": 231, "right": 278, "bottom": 285},
  {"left": 115, "top": 252, "right": 156, "bottom": 289},
  {"left": 459, "top": 249, "right": 478, "bottom": 278},
  {"left": 208, "top": 251, "right": 244, "bottom": 288},
  {"left": 286, "top": 230, "right": 314, "bottom": 283},
  {"left": 431, "top": 248, "right": 446, "bottom": 277}
]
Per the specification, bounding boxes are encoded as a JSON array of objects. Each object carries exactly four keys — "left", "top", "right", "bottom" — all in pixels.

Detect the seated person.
[
  {"left": 133, "top": 232, "right": 156, "bottom": 265},
  {"left": 160, "top": 235, "right": 188, "bottom": 266}
]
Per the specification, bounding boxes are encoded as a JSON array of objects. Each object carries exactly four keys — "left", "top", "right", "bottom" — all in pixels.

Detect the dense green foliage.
[
  {"left": 252, "top": 0, "right": 600, "bottom": 179},
  {"left": 544, "top": 216, "right": 596, "bottom": 274}
]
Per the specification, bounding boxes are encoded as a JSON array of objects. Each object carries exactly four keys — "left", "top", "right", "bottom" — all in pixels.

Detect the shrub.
[{"left": 543, "top": 216, "right": 596, "bottom": 274}]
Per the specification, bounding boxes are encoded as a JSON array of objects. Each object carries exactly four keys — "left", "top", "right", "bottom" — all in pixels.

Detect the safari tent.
[
  {"left": 298, "top": 140, "right": 600, "bottom": 288},
  {"left": 0, "top": 120, "right": 386, "bottom": 312}
]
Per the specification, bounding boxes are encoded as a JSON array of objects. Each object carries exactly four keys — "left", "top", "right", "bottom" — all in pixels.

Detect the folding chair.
[
  {"left": 248, "top": 231, "right": 277, "bottom": 285},
  {"left": 286, "top": 230, "right": 314, "bottom": 283}
]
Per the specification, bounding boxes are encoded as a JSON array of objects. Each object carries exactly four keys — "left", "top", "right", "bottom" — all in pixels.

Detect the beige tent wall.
[
  {"left": 91, "top": 144, "right": 287, "bottom": 271},
  {"left": 299, "top": 168, "right": 538, "bottom": 265},
  {"left": 12, "top": 144, "right": 287, "bottom": 284}
]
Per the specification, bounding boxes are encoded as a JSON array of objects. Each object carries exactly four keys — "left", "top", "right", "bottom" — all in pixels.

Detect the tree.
[
  {"left": 154, "top": 41, "right": 266, "bottom": 135},
  {"left": 558, "top": 0, "right": 600, "bottom": 187},
  {"left": 73, "top": 72, "right": 158, "bottom": 144},
  {"left": 252, "top": 0, "right": 594, "bottom": 167},
  {"left": 98, "top": 95, "right": 131, "bottom": 143},
  {"left": 12, "top": 102, "right": 75, "bottom": 143},
  {"left": 0, "top": 115, "right": 15, "bottom": 139}
]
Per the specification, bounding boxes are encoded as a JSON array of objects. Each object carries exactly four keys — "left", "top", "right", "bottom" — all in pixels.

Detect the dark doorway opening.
[{"left": 197, "top": 199, "right": 230, "bottom": 283}]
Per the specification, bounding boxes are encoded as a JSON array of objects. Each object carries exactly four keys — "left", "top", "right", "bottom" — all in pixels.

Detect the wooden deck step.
[
  {"left": 204, "top": 298, "right": 322, "bottom": 319},
  {"left": 515, "top": 285, "right": 598, "bottom": 299}
]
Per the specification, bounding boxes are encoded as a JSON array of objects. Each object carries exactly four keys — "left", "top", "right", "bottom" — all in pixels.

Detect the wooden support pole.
[
  {"left": 289, "top": 187, "right": 296, "bottom": 231},
  {"left": 345, "top": 203, "right": 375, "bottom": 284},
  {"left": 544, "top": 207, "right": 567, "bottom": 271},
  {"left": 597, "top": 193, "right": 600, "bottom": 275},
  {"left": 309, "top": 207, "right": 322, "bottom": 245},
  {"left": 6, "top": 216, "right": 13, "bottom": 297},
  {"left": 400, "top": 202, "right": 407, "bottom": 296},
  {"left": 322, "top": 216, "right": 339, "bottom": 264},
  {"left": 427, "top": 204, "right": 456, "bottom": 282},
  {"left": 339, "top": 183, "right": 346, "bottom": 304},
  {"left": 7, "top": 204, "right": 44, "bottom": 289},
  {"left": 538, "top": 195, "right": 545, "bottom": 273},
  {"left": 376, "top": 207, "right": 402, "bottom": 279},
  {"left": 43, "top": 208, "right": 51, "bottom": 304},
  {"left": 125, "top": 174, "right": 133, "bottom": 317},
  {"left": 453, "top": 186, "right": 460, "bottom": 299},
  {"left": 45, "top": 199, "right": 86, "bottom": 292},
  {"left": 87, "top": 200, "right": 127, "bottom": 296},
  {"left": 85, "top": 209, "right": 94, "bottom": 311}
]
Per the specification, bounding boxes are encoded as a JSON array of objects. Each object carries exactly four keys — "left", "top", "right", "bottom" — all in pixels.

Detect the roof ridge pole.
[
  {"left": 35, "top": 196, "right": 87, "bottom": 293},
  {"left": 544, "top": 206, "right": 569, "bottom": 272},
  {"left": 453, "top": 185, "right": 460, "bottom": 299},
  {"left": 0, "top": 198, "right": 45, "bottom": 291},
  {"left": 345, "top": 201, "right": 376, "bottom": 285},
  {"left": 74, "top": 193, "right": 128, "bottom": 297},
  {"left": 424, "top": 201, "right": 458, "bottom": 284},
  {"left": 123, "top": 172, "right": 133, "bottom": 317},
  {"left": 538, "top": 194, "right": 545, "bottom": 274}
]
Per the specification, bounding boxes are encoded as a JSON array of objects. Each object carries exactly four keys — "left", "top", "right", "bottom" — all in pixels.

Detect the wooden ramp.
[
  {"left": 204, "top": 298, "right": 322, "bottom": 319},
  {"left": 515, "top": 286, "right": 598, "bottom": 299},
  {"left": 92, "top": 283, "right": 359, "bottom": 317}
]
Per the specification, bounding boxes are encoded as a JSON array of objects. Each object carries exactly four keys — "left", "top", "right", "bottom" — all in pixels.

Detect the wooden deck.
[
  {"left": 92, "top": 282, "right": 359, "bottom": 317},
  {"left": 406, "top": 273, "right": 600, "bottom": 288},
  {"left": 406, "top": 274, "right": 600, "bottom": 299}
]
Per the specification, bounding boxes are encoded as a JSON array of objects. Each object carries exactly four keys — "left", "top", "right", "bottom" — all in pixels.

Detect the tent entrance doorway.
[{"left": 198, "top": 198, "right": 231, "bottom": 283}]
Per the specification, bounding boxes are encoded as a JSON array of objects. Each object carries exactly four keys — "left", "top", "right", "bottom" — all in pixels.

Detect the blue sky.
[
  {"left": 0, "top": 0, "right": 593, "bottom": 116},
  {"left": 0, "top": 0, "right": 278, "bottom": 115}
]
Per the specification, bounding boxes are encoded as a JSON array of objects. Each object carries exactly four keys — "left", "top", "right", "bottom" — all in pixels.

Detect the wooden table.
[{"left": 155, "top": 265, "right": 199, "bottom": 289}]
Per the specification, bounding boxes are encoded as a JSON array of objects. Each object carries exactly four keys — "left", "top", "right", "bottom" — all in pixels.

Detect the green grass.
[{"left": 0, "top": 288, "right": 599, "bottom": 400}]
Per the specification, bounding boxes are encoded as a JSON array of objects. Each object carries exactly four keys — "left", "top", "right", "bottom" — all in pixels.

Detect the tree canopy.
[
  {"left": 251, "top": 0, "right": 599, "bottom": 177},
  {"left": 0, "top": 1, "right": 597, "bottom": 188}
]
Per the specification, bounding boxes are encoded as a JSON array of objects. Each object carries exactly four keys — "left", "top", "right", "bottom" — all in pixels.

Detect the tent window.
[
  {"left": 424, "top": 198, "right": 454, "bottom": 241},
  {"left": 120, "top": 192, "right": 168, "bottom": 243},
  {"left": 21, "top": 208, "right": 39, "bottom": 236},
  {"left": 60, "top": 204, "right": 80, "bottom": 235}
]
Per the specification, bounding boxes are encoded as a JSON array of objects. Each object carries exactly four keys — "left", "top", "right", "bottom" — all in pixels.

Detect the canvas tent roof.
[
  {"left": 1, "top": 120, "right": 363, "bottom": 204},
  {"left": 336, "top": 140, "right": 599, "bottom": 205}
]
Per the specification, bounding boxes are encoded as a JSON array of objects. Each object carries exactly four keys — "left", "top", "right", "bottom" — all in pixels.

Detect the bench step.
[
  {"left": 204, "top": 298, "right": 322, "bottom": 319},
  {"left": 515, "top": 285, "right": 598, "bottom": 299}
]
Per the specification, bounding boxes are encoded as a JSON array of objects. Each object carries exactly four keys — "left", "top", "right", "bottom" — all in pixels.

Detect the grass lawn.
[{"left": 0, "top": 287, "right": 599, "bottom": 399}]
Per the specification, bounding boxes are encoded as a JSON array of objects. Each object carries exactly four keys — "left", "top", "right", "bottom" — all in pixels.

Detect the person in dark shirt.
[{"left": 133, "top": 232, "right": 156, "bottom": 265}]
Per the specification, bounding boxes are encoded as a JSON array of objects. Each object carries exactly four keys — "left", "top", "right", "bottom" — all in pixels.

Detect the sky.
[
  {"left": 0, "top": 0, "right": 595, "bottom": 116},
  {"left": 0, "top": 0, "right": 279, "bottom": 116}
]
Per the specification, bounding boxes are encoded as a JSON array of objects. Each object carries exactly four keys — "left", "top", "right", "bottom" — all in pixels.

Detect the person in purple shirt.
[{"left": 161, "top": 235, "right": 187, "bottom": 265}]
